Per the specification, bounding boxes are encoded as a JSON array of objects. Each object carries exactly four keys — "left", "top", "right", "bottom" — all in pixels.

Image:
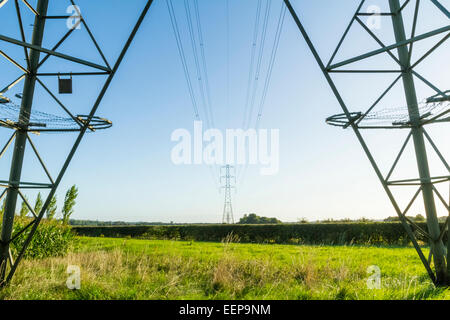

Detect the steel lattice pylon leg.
[
  {"left": 0, "top": 0, "right": 154, "bottom": 286},
  {"left": 388, "top": 0, "right": 447, "bottom": 285},
  {"left": 0, "top": 0, "right": 49, "bottom": 282},
  {"left": 284, "top": 0, "right": 450, "bottom": 285}
]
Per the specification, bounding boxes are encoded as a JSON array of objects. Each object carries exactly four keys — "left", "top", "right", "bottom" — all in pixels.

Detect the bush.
[
  {"left": 238, "top": 213, "right": 282, "bottom": 224},
  {"left": 11, "top": 217, "right": 75, "bottom": 259}
]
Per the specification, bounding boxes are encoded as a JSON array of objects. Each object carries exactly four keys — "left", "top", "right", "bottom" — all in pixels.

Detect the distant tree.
[
  {"left": 384, "top": 216, "right": 400, "bottom": 222},
  {"left": 238, "top": 213, "right": 281, "bottom": 225},
  {"left": 46, "top": 195, "right": 57, "bottom": 220},
  {"left": 297, "top": 217, "right": 308, "bottom": 224},
  {"left": 384, "top": 215, "right": 427, "bottom": 223},
  {"left": 62, "top": 185, "right": 78, "bottom": 225},
  {"left": 414, "top": 214, "right": 426, "bottom": 222},
  {"left": 19, "top": 197, "right": 29, "bottom": 217},
  {"left": 34, "top": 192, "right": 43, "bottom": 215}
]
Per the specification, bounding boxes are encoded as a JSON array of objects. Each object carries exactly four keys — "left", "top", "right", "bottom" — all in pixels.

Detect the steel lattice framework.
[
  {"left": 221, "top": 165, "right": 235, "bottom": 224},
  {"left": 0, "top": 0, "right": 448, "bottom": 288},
  {"left": 0, "top": 0, "right": 154, "bottom": 286},
  {"left": 285, "top": 0, "right": 450, "bottom": 285}
]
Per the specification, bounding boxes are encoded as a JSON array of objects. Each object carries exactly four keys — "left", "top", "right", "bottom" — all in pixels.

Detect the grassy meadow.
[{"left": 1, "top": 236, "right": 450, "bottom": 300}]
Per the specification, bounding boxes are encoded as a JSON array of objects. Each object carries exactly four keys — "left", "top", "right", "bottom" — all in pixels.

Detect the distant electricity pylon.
[
  {"left": 285, "top": 0, "right": 450, "bottom": 285},
  {"left": 221, "top": 165, "right": 235, "bottom": 224},
  {"left": 0, "top": 0, "right": 153, "bottom": 286}
]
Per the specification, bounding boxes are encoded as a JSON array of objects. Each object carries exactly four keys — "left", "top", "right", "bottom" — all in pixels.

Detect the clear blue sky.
[{"left": 0, "top": 0, "right": 448, "bottom": 223}]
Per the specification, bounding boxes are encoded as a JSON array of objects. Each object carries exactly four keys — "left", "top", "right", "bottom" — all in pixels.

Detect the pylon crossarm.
[
  {"left": 387, "top": 176, "right": 450, "bottom": 186},
  {"left": 0, "top": 181, "right": 53, "bottom": 189},
  {"left": 0, "top": 35, "right": 111, "bottom": 72},
  {"left": 328, "top": 26, "right": 450, "bottom": 70}
]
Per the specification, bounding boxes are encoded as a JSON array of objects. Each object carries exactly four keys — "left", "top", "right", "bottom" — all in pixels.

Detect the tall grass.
[{"left": 1, "top": 237, "right": 449, "bottom": 300}]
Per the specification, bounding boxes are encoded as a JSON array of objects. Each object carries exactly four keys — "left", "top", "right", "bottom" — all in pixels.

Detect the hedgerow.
[{"left": 72, "top": 222, "right": 441, "bottom": 246}]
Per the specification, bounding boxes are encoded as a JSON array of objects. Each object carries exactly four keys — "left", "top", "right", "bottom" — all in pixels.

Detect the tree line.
[{"left": 0, "top": 185, "right": 78, "bottom": 225}]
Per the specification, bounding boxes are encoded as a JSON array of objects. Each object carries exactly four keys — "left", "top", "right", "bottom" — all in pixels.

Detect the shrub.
[{"left": 11, "top": 217, "right": 75, "bottom": 259}]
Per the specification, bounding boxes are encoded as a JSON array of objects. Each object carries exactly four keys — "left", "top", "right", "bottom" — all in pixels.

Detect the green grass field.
[{"left": 1, "top": 237, "right": 449, "bottom": 300}]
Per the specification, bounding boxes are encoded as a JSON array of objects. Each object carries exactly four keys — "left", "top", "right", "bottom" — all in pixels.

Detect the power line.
[
  {"left": 193, "top": 0, "right": 215, "bottom": 128},
  {"left": 255, "top": 3, "right": 286, "bottom": 130},
  {"left": 166, "top": 0, "right": 219, "bottom": 189},
  {"left": 245, "top": 0, "right": 271, "bottom": 131},
  {"left": 242, "top": 0, "right": 263, "bottom": 129},
  {"left": 226, "top": 0, "right": 230, "bottom": 118},
  {"left": 184, "top": 0, "right": 212, "bottom": 129},
  {"left": 166, "top": 0, "right": 200, "bottom": 120},
  {"left": 188, "top": 0, "right": 221, "bottom": 187},
  {"left": 238, "top": 2, "right": 286, "bottom": 186}
]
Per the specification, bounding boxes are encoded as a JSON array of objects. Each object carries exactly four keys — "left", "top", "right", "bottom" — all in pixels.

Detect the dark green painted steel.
[
  {"left": 0, "top": 0, "right": 49, "bottom": 283},
  {"left": 388, "top": 0, "right": 447, "bottom": 285}
]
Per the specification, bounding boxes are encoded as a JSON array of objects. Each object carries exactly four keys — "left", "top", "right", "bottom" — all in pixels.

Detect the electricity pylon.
[
  {"left": 221, "top": 165, "right": 235, "bottom": 224},
  {"left": 285, "top": 0, "right": 450, "bottom": 285},
  {"left": 0, "top": 0, "right": 154, "bottom": 286}
]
